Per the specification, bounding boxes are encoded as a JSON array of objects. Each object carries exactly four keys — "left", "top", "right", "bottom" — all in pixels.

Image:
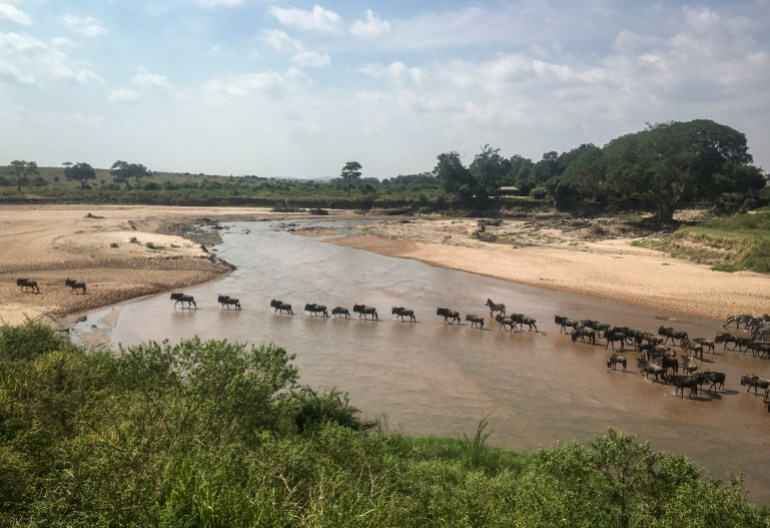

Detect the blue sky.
[{"left": 2, "top": 0, "right": 769, "bottom": 179}]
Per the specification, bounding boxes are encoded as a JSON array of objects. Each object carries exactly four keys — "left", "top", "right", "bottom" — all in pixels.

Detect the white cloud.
[
  {"left": 61, "top": 14, "right": 108, "bottom": 37},
  {"left": 268, "top": 4, "right": 342, "bottom": 32},
  {"left": 199, "top": 68, "right": 308, "bottom": 104},
  {"left": 0, "top": 3, "right": 31, "bottom": 25},
  {"left": 0, "top": 31, "right": 102, "bottom": 85},
  {"left": 261, "top": 29, "right": 302, "bottom": 52},
  {"left": 350, "top": 9, "right": 391, "bottom": 37},
  {"left": 292, "top": 50, "right": 330, "bottom": 67},
  {"left": 359, "top": 61, "right": 423, "bottom": 85},
  {"left": 52, "top": 37, "right": 76, "bottom": 48},
  {"left": 132, "top": 66, "right": 168, "bottom": 87},
  {"left": 109, "top": 88, "right": 139, "bottom": 103}
]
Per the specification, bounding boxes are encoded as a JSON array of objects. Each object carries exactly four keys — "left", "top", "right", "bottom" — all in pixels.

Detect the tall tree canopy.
[
  {"left": 340, "top": 161, "right": 362, "bottom": 197},
  {"left": 433, "top": 151, "right": 477, "bottom": 206},
  {"left": 6, "top": 160, "right": 38, "bottom": 192},
  {"left": 111, "top": 160, "right": 151, "bottom": 190},
  {"left": 602, "top": 120, "right": 762, "bottom": 222},
  {"left": 64, "top": 162, "right": 96, "bottom": 190}
]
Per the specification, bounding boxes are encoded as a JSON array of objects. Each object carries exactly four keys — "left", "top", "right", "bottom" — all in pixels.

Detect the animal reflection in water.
[
  {"left": 305, "top": 303, "right": 329, "bottom": 317},
  {"left": 16, "top": 278, "right": 40, "bottom": 293},
  {"left": 270, "top": 299, "right": 294, "bottom": 315},
  {"left": 353, "top": 304, "right": 378, "bottom": 320},
  {"left": 218, "top": 295, "right": 241, "bottom": 309},
  {"left": 170, "top": 292, "right": 197, "bottom": 309},
  {"left": 437, "top": 307, "right": 461, "bottom": 324},
  {"left": 65, "top": 278, "right": 87, "bottom": 294},
  {"left": 332, "top": 306, "right": 350, "bottom": 318},
  {"left": 392, "top": 306, "right": 416, "bottom": 322}
]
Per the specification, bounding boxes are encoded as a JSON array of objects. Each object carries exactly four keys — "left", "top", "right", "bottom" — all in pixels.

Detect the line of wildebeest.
[
  {"left": 556, "top": 310, "right": 770, "bottom": 415},
  {"left": 171, "top": 292, "right": 770, "bottom": 413},
  {"left": 19, "top": 277, "right": 770, "bottom": 413}
]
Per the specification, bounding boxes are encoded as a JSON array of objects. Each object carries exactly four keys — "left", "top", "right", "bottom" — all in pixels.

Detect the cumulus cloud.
[
  {"left": 268, "top": 4, "right": 341, "bottom": 32},
  {"left": 132, "top": 66, "right": 168, "bottom": 87},
  {"left": 0, "top": 31, "right": 102, "bottom": 85},
  {"left": 292, "top": 50, "right": 330, "bottom": 67},
  {"left": 359, "top": 61, "right": 423, "bottom": 85},
  {"left": 261, "top": 29, "right": 302, "bottom": 52},
  {"left": 0, "top": 3, "right": 31, "bottom": 25},
  {"left": 350, "top": 10, "right": 391, "bottom": 37},
  {"left": 61, "top": 14, "right": 108, "bottom": 37},
  {"left": 261, "top": 29, "right": 330, "bottom": 68},
  {"left": 200, "top": 68, "right": 308, "bottom": 104},
  {"left": 109, "top": 88, "right": 139, "bottom": 103}
]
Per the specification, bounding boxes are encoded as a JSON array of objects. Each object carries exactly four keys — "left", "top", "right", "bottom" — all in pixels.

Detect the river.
[{"left": 71, "top": 218, "right": 770, "bottom": 503}]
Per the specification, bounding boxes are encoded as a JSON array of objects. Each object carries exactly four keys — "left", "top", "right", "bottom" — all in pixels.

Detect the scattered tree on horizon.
[
  {"left": 111, "top": 160, "right": 151, "bottom": 190},
  {"left": 341, "top": 161, "right": 362, "bottom": 197},
  {"left": 6, "top": 160, "right": 39, "bottom": 192},
  {"left": 64, "top": 161, "right": 96, "bottom": 190}
]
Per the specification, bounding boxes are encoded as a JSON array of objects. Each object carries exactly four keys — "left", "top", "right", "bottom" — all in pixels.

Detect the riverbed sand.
[{"left": 1, "top": 205, "right": 767, "bottom": 327}]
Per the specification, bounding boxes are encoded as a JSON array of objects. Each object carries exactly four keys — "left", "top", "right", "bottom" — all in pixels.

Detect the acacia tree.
[
  {"left": 7, "top": 160, "right": 38, "bottom": 192},
  {"left": 602, "top": 120, "right": 760, "bottom": 223},
  {"left": 340, "top": 161, "right": 362, "bottom": 197},
  {"left": 111, "top": 160, "right": 150, "bottom": 190},
  {"left": 64, "top": 162, "right": 96, "bottom": 190}
]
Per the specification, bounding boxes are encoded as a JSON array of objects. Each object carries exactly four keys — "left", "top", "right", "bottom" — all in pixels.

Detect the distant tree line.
[{"left": 2, "top": 120, "right": 765, "bottom": 220}]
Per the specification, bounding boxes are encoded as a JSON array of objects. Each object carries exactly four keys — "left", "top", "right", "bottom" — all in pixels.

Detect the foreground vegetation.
[{"left": 1, "top": 322, "right": 768, "bottom": 527}]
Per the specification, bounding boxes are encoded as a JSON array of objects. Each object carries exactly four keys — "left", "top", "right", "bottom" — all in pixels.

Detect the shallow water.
[{"left": 72, "top": 219, "right": 770, "bottom": 503}]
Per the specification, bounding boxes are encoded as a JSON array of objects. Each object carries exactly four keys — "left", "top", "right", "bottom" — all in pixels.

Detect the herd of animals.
[{"left": 16, "top": 278, "right": 770, "bottom": 415}]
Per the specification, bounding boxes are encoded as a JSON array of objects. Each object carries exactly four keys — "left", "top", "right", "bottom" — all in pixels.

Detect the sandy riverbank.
[
  {"left": 1, "top": 205, "right": 768, "bottom": 328},
  {"left": 0, "top": 205, "right": 285, "bottom": 327}
]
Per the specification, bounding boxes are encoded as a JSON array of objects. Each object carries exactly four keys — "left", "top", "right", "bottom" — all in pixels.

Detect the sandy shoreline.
[{"left": 1, "top": 205, "right": 768, "bottom": 328}]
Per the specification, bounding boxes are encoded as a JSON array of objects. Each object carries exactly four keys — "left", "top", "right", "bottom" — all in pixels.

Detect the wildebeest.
[
  {"left": 554, "top": 315, "right": 580, "bottom": 334},
  {"left": 331, "top": 306, "right": 350, "bottom": 318},
  {"left": 65, "top": 278, "right": 86, "bottom": 294},
  {"left": 740, "top": 374, "right": 770, "bottom": 396},
  {"left": 485, "top": 298, "right": 505, "bottom": 317},
  {"left": 218, "top": 295, "right": 241, "bottom": 309},
  {"left": 510, "top": 313, "right": 538, "bottom": 332},
  {"left": 270, "top": 299, "right": 293, "bottom": 315},
  {"left": 353, "top": 304, "right": 378, "bottom": 320},
  {"left": 605, "top": 329, "right": 627, "bottom": 350},
  {"left": 465, "top": 313, "right": 485, "bottom": 329},
  {"left": 607, "top": 354, "right": 627, "bottom": 371},
  {"left": 671, "top": 374, "right": 700, "bottom": 399},
  {"left": 495, "top": 314, "right": 515, "bottom": 332},
  {"left": 392, "top": 306, "right": 416, "bottom": 322},
  {"left": 571, "top": 326, "right": 596, "bottom": 344},
  {"left": 170, "top": 292, "right": 197, "bottom": 309},
  {"left": 638, "top": 353, "right": 666, "bottom": 382},
  {"left": 692, "top": 337, "right": 715, "bottom": 355},
  {"left": 660, "top": 355, "right": 679, "bottom": 376},
  {"left": 305, "top": 303, "right": 329, "bottom": 317},
  {"left": 700, "top": 371, "right": 726, "bottom": 393},
  {"left": 16, "top": 278, "right": 40, "bottom": 293},
  {"left": 437, "top": 307, "right": 461, "bottom": 324},
  {"left": 658, "top": 326, "right": 689, "bottom": 346}
]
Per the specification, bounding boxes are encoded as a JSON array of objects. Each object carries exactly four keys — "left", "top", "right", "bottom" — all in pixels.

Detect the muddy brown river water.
[{"left": 71, "top": 219, "right": 770, "bottom": 504}]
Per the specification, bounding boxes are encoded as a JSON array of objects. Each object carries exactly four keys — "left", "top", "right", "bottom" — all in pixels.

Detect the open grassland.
[{"left": 636, "top": 211, "right": 770, "bottom": 273}]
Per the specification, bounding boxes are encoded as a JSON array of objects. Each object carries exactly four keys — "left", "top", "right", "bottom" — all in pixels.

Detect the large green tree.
[
  {"left": 433, "top": 151, "right": 476, "bottom": 206},
  {"left": 341, "top": 161, "right": 362, "bottom": 197},
  {"left": 111, "top": 160, "right": 151, "bottom": 190},
  {"left": 63, "top": 161, "right": 96, "bottom": 190},
  {"left": 6, "top": 160, "right": 38, "bottom": 192},
  {"left": 602, "top": 120, "right": 760, "bottom": 223},
  {"left": 469, "top": 145, "right": 510, "bottom": 199}
]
